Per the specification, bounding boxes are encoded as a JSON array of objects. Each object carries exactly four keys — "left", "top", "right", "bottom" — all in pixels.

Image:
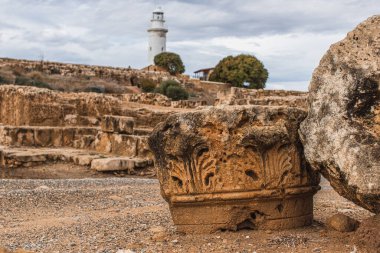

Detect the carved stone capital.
[{"left": 149, "top": 105, "right": 320, "bottom": 233}]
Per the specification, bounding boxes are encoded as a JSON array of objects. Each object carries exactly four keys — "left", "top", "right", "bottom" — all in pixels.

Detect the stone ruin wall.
[
  {"left": 0, "top": 85, "right": 121, "bottom": 127},
  {"left": 0, "top": 58, "right": 174, "bottom": 84},
  {"left": 216, "top": 87, "right": 308, "bottom": 109},
  {"left": 123, "top": 93, "right": 207, "bottom": 108},
  {"left": 0, "top": 85, "right": 310, "bottom": 129},
  {"left": 0, "top": 85, "right": 176, "bottom": 171}
]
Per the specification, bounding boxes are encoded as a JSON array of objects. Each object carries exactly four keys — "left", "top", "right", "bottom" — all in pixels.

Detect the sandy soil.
[
  {"left": 0, "top": 163, "right": 156, "bottom": 180},
  {"left": 0, "top": 172, "right": 374, "bottom": 253}
]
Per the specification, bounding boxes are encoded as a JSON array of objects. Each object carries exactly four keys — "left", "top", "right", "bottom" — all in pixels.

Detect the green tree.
[
  {"left": 154, "top": 52, "right": 185, "bottom": 75},
  {"left": 209, "top": 54, "right": 268, "bottom": 89}
]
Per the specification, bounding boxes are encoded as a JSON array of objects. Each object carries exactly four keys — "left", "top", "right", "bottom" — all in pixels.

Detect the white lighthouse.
[{"left": 147, "top": 7, "right": 168, "bottom": 65}]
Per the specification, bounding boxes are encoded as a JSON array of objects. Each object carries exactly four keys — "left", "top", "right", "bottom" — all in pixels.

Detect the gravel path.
[{"left": 0, "top": 178, "right": 372, "bottom": 253}]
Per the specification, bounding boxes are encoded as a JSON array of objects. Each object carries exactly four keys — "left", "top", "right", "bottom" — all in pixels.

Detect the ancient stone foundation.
[{"left": 149, "top": 105, "right": 320, "bottom": 233}]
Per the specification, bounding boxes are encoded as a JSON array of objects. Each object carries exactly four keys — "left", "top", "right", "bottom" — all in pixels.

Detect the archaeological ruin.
[
  {"left": 0, "top": 13, "right": 379, "bottom": 253},
  {"left": 149, "top": 105, "right": 320, "bottom": 233}
]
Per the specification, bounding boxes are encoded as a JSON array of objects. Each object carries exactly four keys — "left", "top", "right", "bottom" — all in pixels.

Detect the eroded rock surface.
[
  {"left": 300, "top": 15, "right": 380, "bottom": 213},
  {"left": 149, "top": 105, "right": 320, "bottom": 233}
]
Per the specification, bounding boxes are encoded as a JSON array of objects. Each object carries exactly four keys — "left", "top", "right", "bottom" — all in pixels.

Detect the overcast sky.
[{"left": 0, "top": 0, "right": 379, "bottom": 90}]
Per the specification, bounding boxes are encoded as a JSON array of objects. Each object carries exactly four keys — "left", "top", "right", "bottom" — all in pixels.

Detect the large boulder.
[
  {"left": 300, "top": 15, "right": 380, "bottom": 213},
  {"left": 149, "top": 105, "right": 320, "bottom": 233}
]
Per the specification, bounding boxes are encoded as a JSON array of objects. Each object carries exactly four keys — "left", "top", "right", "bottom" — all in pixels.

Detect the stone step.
[
  {"left": 94, "top": 132, "right": 151, "bottom": 158},
  {"left": 0, "top": 146, "right": 153, "bottom": 172},
  {"left": 133, "top": 127, "right": 153, "bottom": 136},
  {"left": 0, "top": 125, "right": 99, "bottom": 148},
  {"left": 64, "top": 114, "right": 100, "bottom": 127},
  {"left": 0, "top": 146, "right": 104, "bottom": 168},
  {"left": 91, "top": 157, "right": 153, "bottom": 172},
  {"left": 0, "top": 125, "right": 153, "bottom": 158},
  {"left": 101, "top": 115, "right": 134, "bottom": 134}
]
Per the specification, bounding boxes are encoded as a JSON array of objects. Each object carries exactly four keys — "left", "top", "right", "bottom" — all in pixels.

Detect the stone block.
[
  {"left": 95, "top": 133, "right": 138, "bottom": 156},
  {"left": 34, "top": 128, "right": 62, "bottom": 147},
  {"left": 300, "top": 15, "right": 380, "bottom": 213},
  {"left": 149, "top": 105, "right": 320, "bottom": 233},
  {"left": 91, "top": 158, "right": 136, "bottom": 172},
  {"left": 136, "top": 136, "right": 153, "bottom": 159},
  {"left": 101, "top": 115, "right": 134, "bottom": 134}
]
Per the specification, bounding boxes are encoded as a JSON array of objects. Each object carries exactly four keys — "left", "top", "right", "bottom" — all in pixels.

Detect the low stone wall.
[
  {"left": 0, "top": 125, "right": 98, "bottom": 149},
  {"left": 124, "top": 92, "right": 208, "bottom": 109},
  {"left": 94, "top": 132, "right": 150, "bottom": 158},
  {"left": 124, "top": 93, "right": 172, "bottom": 107},
  {"left": 171, "top": 100, "right": 207, "bottom": 108},
  {"left": 0, "top": 85, "right": 122, "bottom": 126},
  {"left": 0, "top": 58, "right": 173, "bottom": 84},
  {"left": 215, "top": 87, "right": 308, "bottom": 108}
]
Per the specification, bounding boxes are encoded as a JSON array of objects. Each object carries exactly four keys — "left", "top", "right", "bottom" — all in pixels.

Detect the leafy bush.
[
  {"left": 155, "top": 80, "right": 179, "bottom": 94},
  {"left": 33, "top": 81, "right": 52, "bottom": 90},
  {"left": 83, "top": 86, "right": 105, "bottom": 93},
  {"left": 154, "top": 52, "right": 185, "bottom": 75},
  {"left": 156, "top": 80, "right": 189, "bottom": 101},
  {"left": 209, "top": 54, "right": 268, "bottom": 89},
  {"left": 15, "top": 76, "right": 52, "bottom": 90},
  {"left": 166, "top": 85, "right": 189, "bottom": 101},
  {"left": 0, "top": 69, "right": 15, "bottom": 84},
  {"left": 27, "top": 71, "right": 44, "bottom": 82},
  {"left": 139, "top": 78, "right": 156, "bottom": 92},
  {"left": 0, "top": 76, "right": 11, "bottom": 84},
  {"left": 15, "top": 76, "right": 31, "bottom": 85}
]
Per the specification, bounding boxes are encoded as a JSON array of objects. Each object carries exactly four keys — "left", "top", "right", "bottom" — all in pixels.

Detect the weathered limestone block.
[
  {"left": 101, "top": 115, "right": 134, "bottom": 134},
  {"left": 0, "top": 85, "right": 122, "bottom": 127},
  {"left": 94, "top": 133, "right": 138, "bottom": 156},
  {"left": 64, "top": 114, "right": 99, "bottom": 127},
  {"left": 62, "top": 127, "right": 98, "bottom": 148},
  {"left": 0, "top": 126, "right": 97, "bottom": 149},
  {"left": 72, "top": 135, "right": 96, "bottom": 150},
  {"left": 34, "top": 128, "right": 62, "bottom": 147},
  {"left": 91, "top": 158, "right": 136, "bottom": 172},
  {"left": 91, "top": 157, "right": 152, "bottom": 172},
  {"left": 136, "top": 136, "right": 153, "bottom": 159},
  {"left": 124, "top": 93, "right": 172, "bottom": 107},
  {"left": 29, "top": 103, "right": 64, "bottom": 126},
  {"left": 149, "top": 105, "right": 320, "bottom": 233},
  {"left": 0, "top": 127, "right": 35, "bottom": 146},
  {"left": 300, "top": 15, "right": 380, "bottom": 213}
]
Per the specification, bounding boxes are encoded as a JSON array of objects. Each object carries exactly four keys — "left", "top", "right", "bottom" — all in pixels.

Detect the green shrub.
[
  {"left": 0, "top": 76, "right": 10, "bottom": 84},
  {"left": 156, "top": 80, "right": 189, "bottom": 101},
  {"left": 15, "top": 76, "right": 52, "bottom": 90},
  {"left": 27, "top": 71, "right": 44, "bottom": 82},
  {"left": 139, "top": 78, "right": 156, "bottom": 92},
  {"left": 166, "top": 85, "right": 189, "bottom": 101},
  {"left": 83, "top": 86, "right": 105, "bottom": 93},
  {"left": 15, "top": 76, "right": 31, "bottom": 85},
  {"left": 155, "top": 80, "right": 180, "bottom": 94}
]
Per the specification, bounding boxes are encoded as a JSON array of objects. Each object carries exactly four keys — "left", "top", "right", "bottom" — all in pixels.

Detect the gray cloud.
[{"left": 0, "top": 0, "right": 379, "bottom": 90}]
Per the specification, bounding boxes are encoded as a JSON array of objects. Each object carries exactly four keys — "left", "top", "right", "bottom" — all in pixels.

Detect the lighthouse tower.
[{"left": 147, "top": 7, "right": 168, "bottom": 65}]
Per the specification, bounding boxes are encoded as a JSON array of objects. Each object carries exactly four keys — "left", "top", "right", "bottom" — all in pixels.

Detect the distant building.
[
  {"left": 193, "top": 68, "right": 214, "bottom": 81},
  {"left": 147, "top": 7, "right": 168, "bottom": 65}
]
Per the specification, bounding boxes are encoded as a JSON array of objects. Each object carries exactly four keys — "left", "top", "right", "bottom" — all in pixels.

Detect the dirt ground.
[
  {"left": 0, "top": 164, "right": 375, "bottom": 253},
  {"left": 0, "top": 163, "right": 155, "bottom": 180}
]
